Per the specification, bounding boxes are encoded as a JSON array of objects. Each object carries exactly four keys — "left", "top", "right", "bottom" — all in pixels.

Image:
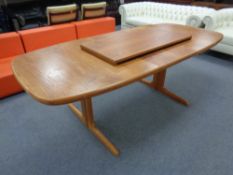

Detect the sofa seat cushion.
[
  {"left": 126, "top": 17, "right": 162, "bottom": 26},
  {"left": 19, "top": 23, "right": 77, "bottom": 52},
  {"left": 74, "top": 17, "right": 115, "bottom": 39},
  {"left": 0, "top": 57, "right": 14, "bottom": 77},
  {"left": 215, "top": 27, "right": 233, "bottom": 46},
  {"left": 0, "top": 57, "right": 23, "bottom": 98},
  {"left": 126, "top": 17, "right": 184, "bottom": 26}
]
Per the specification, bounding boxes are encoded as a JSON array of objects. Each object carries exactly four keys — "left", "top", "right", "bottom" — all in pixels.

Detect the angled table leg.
[
  {"left": 140, "top": 69, "right": 189, "bottom": 106},
  {"left": 68, "top": 98, "right": 120, "bottom": 156}
]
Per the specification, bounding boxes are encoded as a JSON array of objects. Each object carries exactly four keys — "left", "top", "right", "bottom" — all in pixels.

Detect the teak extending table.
[{"left": 12, "top": 24, "right": 222, "bottom": 156}]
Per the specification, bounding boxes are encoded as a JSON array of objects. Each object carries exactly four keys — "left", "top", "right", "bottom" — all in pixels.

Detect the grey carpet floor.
[{"left": 0, "top": 53, "right": 233, "bottom": 175}]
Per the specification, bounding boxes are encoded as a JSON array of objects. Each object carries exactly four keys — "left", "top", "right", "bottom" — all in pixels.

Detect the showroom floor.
[{"left": 0, "top": 52, "right": 233, "bottom": 175}]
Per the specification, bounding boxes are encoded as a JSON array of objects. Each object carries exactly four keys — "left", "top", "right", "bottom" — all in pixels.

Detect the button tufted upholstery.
[
  {"left": 203, "top": 8, "right": 233, "bottom": 55},
  {"left": 119, "top": 2, "right": 214, "bottom": 29}
]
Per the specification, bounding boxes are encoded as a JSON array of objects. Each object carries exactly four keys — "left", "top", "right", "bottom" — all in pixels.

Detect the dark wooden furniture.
[
  {"left": 192, "top": 1, "right": 233, "bottom": 9},
  {"left": 0, "top": 6, "right": 9, "bottom": 33},
  {"left": 4, "top": 0, "right": 77, "bottom": 31},
  {"left": 160, "top": 0, "right": 193, "bottom": 4},
  {"left": 124, "top": 0, "right": 193, "bottom": 5},
  {"left": 12, "top": 24, "right": 222, "bottom": 156},
  {"left": 1, "top": 0, "right": 121, "bottom": 32}
]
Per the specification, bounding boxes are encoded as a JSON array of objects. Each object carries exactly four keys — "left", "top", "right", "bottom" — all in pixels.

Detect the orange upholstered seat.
[
  {"left": 0, "top": 32, "right": 25, "bottom": 98},
  {"left": 1, "top": 18, "right": 115, "bottom": 98},
  {"left": 0, "top": 57, "right": 23, "bottom": 98},
  {"left": 74, "top": 17, "right": 115, "bottom": 39},
  {"left": 19, "top": 23, "right": 77, "bottom": 52}
]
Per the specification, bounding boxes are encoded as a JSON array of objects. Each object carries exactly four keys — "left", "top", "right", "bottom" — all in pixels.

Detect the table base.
[{"left": 68, "top": 69, "right": 189, "bottom": 156}]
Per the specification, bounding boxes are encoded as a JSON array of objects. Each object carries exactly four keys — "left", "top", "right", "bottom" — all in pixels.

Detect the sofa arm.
[
  {"left": 119, "top": 3, "right": 146, "bottom": 28},
  {"left": 203, "top": 13, "right": 217, "bottom": 30},
  {"left": 186, "top": 15, "right": 204, "bottom": 28},
  {"left": 185, "top": 8, "right": 216, "bottom": 29},
  {"left": 119, "top": 5, "right": 127, "bottom": 28}
]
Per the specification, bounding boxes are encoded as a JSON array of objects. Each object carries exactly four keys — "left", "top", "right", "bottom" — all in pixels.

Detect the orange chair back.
[
  {"left": 19, "top": 24, "right": 76, "bottom": 52},
  {"left": 74, "top": 17, "right": 115, "bottom": 39},
  {"left": 0, "top": 32, "right": 25, "bottom": 59}
]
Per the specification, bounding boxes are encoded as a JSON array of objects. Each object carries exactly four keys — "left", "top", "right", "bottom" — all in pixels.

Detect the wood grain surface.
[
  {"left": 12, "top": 24, "right": 223, "bottom": 105},
  {"left": 80, "top": 25, "right": 192, "bottom": 64}
]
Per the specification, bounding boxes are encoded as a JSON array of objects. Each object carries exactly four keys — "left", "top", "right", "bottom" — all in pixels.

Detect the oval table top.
[{"left": 12, "top": 24, "right": 223, "bottom": 105}]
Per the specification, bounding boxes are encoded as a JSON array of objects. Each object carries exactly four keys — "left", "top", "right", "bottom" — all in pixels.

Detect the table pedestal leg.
[
  {"left": 140, "top": 69, "right": 189, "bottom": 106},
  {"left": 68, "top": 98, "right": 120, "bottom": 156}
]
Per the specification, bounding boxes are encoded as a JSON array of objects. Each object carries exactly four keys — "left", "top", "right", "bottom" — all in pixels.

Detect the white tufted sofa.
[
  {"left": 203, "top": 8, "right": 233, "bottom": 56},
  {"left": 119, "top": 2, "right": 215, "bottom": 29}
]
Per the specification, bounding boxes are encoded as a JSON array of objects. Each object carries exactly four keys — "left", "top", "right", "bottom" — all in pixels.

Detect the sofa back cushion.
[
  {"left": 74, "top": 17, "right": 115, "bottom": 39},
  {"left": 215, "top": 8, "right": 233, "bottom": 28},
  {"left": 19, "top": 23, "right": 76, "bottom": 52},
  {"left": 0, "top": 32, "right": 25, "bottom": 59},
  {"left": 145, "top": 3, "right": 214, "bottom": 22},
  {"left": 122, "top": 2, "right": 214, "bottom": 24}
]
